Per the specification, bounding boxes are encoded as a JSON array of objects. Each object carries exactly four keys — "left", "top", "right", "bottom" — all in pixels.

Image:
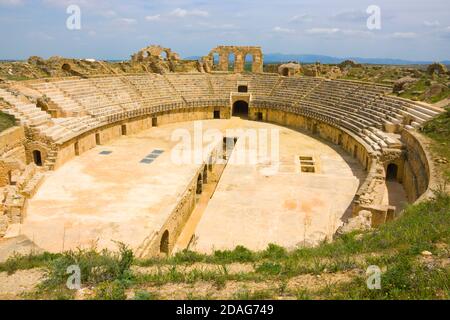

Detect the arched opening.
[
  {"left": 386, "top": 163, "right": 398, "bottom": 181},
  {"left": 228, "top": 53, "right": 235, "bottom": 71},
  {"left": 282, "top": 68, "right": 289, "bottom": 77},
  {"left": 61, "top": 63, "right": 71, "bottom": 72},
  {"left": 212, "top": 53, "right": 219, "bottom": 70},
  {"left": 244, "top": 54, "right": 252, "bottom": 72},
  {"left": 232, "top": 101, "right": 249, "bottom": 118},
  {"left": 161, "top": 51, "right": 168, "bottom": 60},
  {"left": 196, "top": 174, "right": 203, "bottom": 194},
  {"left": 203, "top": 166, "right": 208, "bottom": 184},
  {"left": 160, "top": 230, "right": 169, "bottom": 255},
  {"left": 32, "top": 150, "right": 43, "bottom": 166}
]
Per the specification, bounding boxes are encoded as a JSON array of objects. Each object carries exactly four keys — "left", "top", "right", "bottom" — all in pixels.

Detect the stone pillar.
[
  {"left": 219, "top": 53, "right": 229, "bottom": 72},
  {"left": 252, "top": 54, "right": 263, "bottom": 73},
  {"left": 234, "top": 53, "right": 245, "bottom": 73}
]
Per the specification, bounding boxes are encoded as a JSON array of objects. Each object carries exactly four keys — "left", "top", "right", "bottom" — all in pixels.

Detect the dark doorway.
[
  {"left": 196, "top": 174, "right": 203, "bottom": 194},
  {"left": 232, "top": 101, "right": 249, "bottom": 118},
  {"left": 160, "top": 230, "right": 169, "bottom": 255},
  {"left": 386, "top": 163, "right": 398, "bottom": 181},
  {"left": 214, "top": 110, "right": 220, "bottom": 119},
  {"left": 256, "top": 112, "right": 263, "bottom": 121},
  {"left": 7, "top": 170, "right": 12, "bottom": 184},
  {"left": 152, "top": 117, "right": 158, "bottom": 127},
  {"left": 95, "top": 133, "right": 101, "bottom": 145},
  {"left": 33, "top": 150, "right": 43, "bottom": 166},
  {"left": 282, "top": 68, "right": 289, "bottom": 76},
  {"left": 74, "top": 142, "right": 80, "bottom": 156},
  {"left": 121, "top": 125, "right": 127, "bottom": 136},
  {"left": 203, "top": 166, "right": 208, "bottom": 184},
  {"left": 238, "top": 85, "right": 248, "bottom": 93}
]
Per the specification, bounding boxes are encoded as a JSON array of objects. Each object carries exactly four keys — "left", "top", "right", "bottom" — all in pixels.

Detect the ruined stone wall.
[
  {"left": 401, "top": 129, "right": 440, "bottom": 202},
  {"left": 205, "top": 46, "right": 263, "bottom": 73},
  {"left": 0, "top": 127, "right": 26, "bottom": 187}
]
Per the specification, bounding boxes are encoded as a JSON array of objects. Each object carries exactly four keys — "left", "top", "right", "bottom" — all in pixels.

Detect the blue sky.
[{"left": 0, "top": 0, "right": 449, "bottom": 61}]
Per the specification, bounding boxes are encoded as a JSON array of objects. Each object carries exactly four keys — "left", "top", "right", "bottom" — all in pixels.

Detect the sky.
[{"left": 0, "top": 0, "right": 449, "bottom": 61}]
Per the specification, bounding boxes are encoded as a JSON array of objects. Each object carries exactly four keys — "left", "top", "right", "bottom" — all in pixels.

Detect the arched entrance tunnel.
[
  {"left": 232, "top": 100, "right": 249, "bottom": 118},
  {"left": 386, "top": 163, "right": 398, "bottom": 181}
]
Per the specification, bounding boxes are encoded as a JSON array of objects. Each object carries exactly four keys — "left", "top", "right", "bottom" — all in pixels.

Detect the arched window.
[{"left": 228, "top": 53, "right": 236, "bottom": 71}]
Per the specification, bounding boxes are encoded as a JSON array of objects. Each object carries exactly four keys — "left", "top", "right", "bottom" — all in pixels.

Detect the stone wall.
[
  {"left": 401, "top": 128, "right": 440, "bottom": 202},
  {"left": 53, "top": 106, "right": 230, "bottom": 169},
  {"left": 0, "top": 127, "right": 26, "bottom": 187}
]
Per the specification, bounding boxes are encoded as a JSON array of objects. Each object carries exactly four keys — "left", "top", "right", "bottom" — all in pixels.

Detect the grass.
[
  {"left": 1, "top": 108, "right": 449, "bottom": 300},
  {"left": 0, "top": 110, "right": 16, "bottom": 132},
  {"left": 2, "top": 191, "right": 448, "bottom": 300},
  {"left": 422, "top": 107, "right": 450, "bottom": 181}
]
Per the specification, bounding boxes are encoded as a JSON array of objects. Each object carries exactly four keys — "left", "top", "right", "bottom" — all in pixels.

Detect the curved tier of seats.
[{"left": 1, "top": 73, "right": 442, "bottom": 147}]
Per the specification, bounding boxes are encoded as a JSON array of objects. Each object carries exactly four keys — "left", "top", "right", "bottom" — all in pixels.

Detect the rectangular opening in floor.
[{"left": 299, "top": 155, "right": 316, "bottom": 173}]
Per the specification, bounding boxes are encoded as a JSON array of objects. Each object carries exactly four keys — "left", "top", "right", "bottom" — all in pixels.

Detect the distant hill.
[
  {"left": 185, "top": 54, "right": 449, "bottom": 66},
  {"left": 262, "top": 54, "right": 450, "bottom": 65}
]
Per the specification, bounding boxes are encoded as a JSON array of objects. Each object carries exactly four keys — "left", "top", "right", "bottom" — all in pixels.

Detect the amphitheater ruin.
[{"left": 0, "top": 45, "right": 444, "bottom": 258}]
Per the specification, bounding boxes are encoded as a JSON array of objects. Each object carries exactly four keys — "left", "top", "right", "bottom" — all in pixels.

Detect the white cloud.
[
  {"left": 0, "top": 0, "right": 23, "bottom": 5},
  {"left": 28, "top": 31, "right": 54, "bottom": 40},
  {"left": 145, "top": 14, "right": 161, "bottom": 21},
  {"left": 116, "top": 18, "right": 137, "bottom": 25},
  {"left": 305, "top": 28, "right": 340, "bottom": 35},
  {"left": 101, "top": 10, "right": 117, "bottom": 18},
  {"left": 391, "top": 32, "right": 417, "bottom": 39},
  {"left": 289, "top": 14, "right": 313, "bottom": 23},
  {"left": 332, "top": 10, "right": 366, "bottom": 22},
  {"left": 170, "top": 8, "right": 209, "bottom": 18},
  {"left": 273, "top": 26, "right": 295, "bottom": 34},
  {"left": 424, "top": 20, "right": 440, "bottom": 27}
]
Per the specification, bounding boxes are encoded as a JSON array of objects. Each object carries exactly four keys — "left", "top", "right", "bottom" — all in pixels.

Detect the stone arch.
[
  {"left": 203, "top": 165, "right": 208, "bottom": 184},
  {"left": 160, "top": 230, "right": 169, "bottom": 255},
  {"left": 232, "top": 100, "right": 249, "bottom": 118},
  {"left": 32, "top": 150, "right": 43, "bottom": 166},
  {"left": 386, "top": 163, "right": 398, "bottom": 181},
  {"left": 161, "top": 50, "right": 169, "bottom": 60},
  {"left": 228, "top": 52, "right": 236, "bottom": 71},
  {"left": 204, "top": 46, "right": 263, "bottom": 73},
  {"left": 25, "top": 142, "right": 48, "bottom": 167},
  {"left": 61, "top": 63, "right": 71, "bottom": 72},
  {"left": 196, "top": 173, "right": 203, "bottom": 194}
]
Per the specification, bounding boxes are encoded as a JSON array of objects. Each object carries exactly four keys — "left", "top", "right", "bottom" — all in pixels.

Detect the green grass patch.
[
  {"left": 0, "top": 110, "right": 16, "bottom": 132},
  {"left": 422, "top": 107, "right": 450, "bottom": 181}
]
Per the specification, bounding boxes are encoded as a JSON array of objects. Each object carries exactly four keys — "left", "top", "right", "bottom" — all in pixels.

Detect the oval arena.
[{"left": 0, "top": 46, "right": 443, "bottom": 258}]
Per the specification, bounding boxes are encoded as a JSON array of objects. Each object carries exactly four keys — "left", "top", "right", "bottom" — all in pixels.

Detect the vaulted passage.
[
  {"left": 33, "top": 150, "right": 42, "bottom": 166},
  {"left": 232, "top": 101, "right": 249, "bottom": 118},
  {"left": 386, "top": 163, "right": 398, "bottom": 181},
  {"left": 160, "top": 230, "right": 169, "bottom": 255}
]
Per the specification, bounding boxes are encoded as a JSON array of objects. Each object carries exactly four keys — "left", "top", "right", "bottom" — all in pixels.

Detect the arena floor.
[{"left": 17, "top": 118, "right": 367, "bottom": 253}]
